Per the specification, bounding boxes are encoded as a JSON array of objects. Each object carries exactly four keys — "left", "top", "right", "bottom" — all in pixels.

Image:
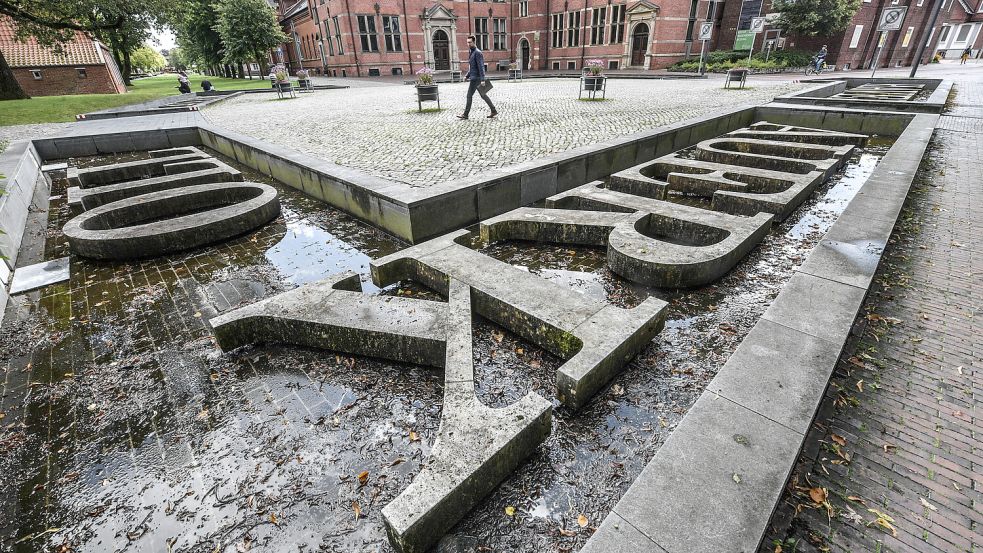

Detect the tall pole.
[
  {"left": 698, "top": 0, "right": 713, "bottom": 75},
  {"left": 871, "top": 31, "right": 884, "bottom": 77},
  {"left": 910, "top": 0, "right": 945, "bottom": 77}
]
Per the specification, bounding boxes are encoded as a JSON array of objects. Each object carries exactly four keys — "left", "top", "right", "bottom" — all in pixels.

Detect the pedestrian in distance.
[
  {"left": 177, "top": 70, "right": 191, "bottom": 94},
  {"left": 458, "top": 35, "right": 498, "bottom": 120},
  {"left": 961, "top": 47, "right": 971, "bottom": 64}
]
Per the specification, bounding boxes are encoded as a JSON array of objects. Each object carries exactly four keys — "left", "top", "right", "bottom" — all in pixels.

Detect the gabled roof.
[
  {"left": 627, "top": 0, "right": 660, "bottom": 13},
  {"left": 280, "top": 0, "right": 309, "bottom": 21},
  {"left": 0, "top": 17, "right": 105, "bottom": 68},
  {"left": 424, "top": 4, "right": 457, "bottom": 20}
]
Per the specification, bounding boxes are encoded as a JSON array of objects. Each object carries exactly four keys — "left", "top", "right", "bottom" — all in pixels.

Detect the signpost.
[
  {"left": 747, "top": 16, "right": 766, "bottom": 65},
  {"left": 698, "top": 21, "right": 713, "bottom": 75},
  {"left": 872, "top": 6, "right": 908, "bottom": 77}
]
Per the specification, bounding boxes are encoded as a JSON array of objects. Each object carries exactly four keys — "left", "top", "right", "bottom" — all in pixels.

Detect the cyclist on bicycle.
[{"left": 814, "top": 45, "right": 828, "bottom": 71}]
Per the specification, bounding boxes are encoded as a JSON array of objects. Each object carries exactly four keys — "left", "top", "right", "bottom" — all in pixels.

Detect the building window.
[
  {"left": 956, "top": 24, "right": 972, "bottom": 42},
  {"left": 334, "top": 16, "right": 345, "bottom": 54},
  {"left": 325, "top": 21, "right": 335, "bottom": 55},
  {"left": 608, "top": 60, "right": 618, "bottom": 70},
  {"left": 849, "top": 24, "right": 864, "bottom": 48},
  {"left": 474, "top": 18, "right": 489, "bottom": 50},
  {"left": 567, "top": 11, "right": 581, "bottom": 47},
  {"left": 383, "top": 15, "right": 402, "bottom": 51},
  {"left": 76, "top": 67, "right": 87, "bottom": 78},
  {"left": 493, "top": 18, "right": 507, "bottom": 50},
  {"left": 357, "top": 15, "right": 379, "bottom": 52},
  {"left": 685, "top": 0, "right": 699, "bottom": 41},
  {"left": 902, "top": 26, "right": 914, "bottom": 47},
  {"left": 551, "top": 13, "right": 565, "bottom": 48},
  {"left": 567, "top": 61, "right": 576, "bottom": 70},
  {"left": 552, "top": 61, "right": 560, "bottom": 69},
  {"left": 30, "top": 69, "right": 42, "bottom": 80},
  {"left": 590, "top": 7, "right": 606, "bottom": 45},
  {"left": 609, "top": 5, "right": 626, "bottom": 43},
  {"left": 519, "top": 0, "right": 529, "bottom": 16}
]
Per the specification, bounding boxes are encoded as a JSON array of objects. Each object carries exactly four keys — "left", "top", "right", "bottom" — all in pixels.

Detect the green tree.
[
  {"left": 131, "top": 45, "right": 167, "bottom": 72},
  {"left": 214, "top": 0, "right": 287, "bottom": 78},
  {"left": 771, "top": 0, "right": 862, "bottom": 37},
  {"left": 172, "top": 0, "right": 225, "bottom": 75},
  {"left": 167, "top": 46, "right": 190, "bottom": 70}
]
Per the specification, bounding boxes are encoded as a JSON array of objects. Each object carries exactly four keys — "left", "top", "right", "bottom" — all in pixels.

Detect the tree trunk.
[
  {"left": 0, "top": 50, "right": 29, "bottom": 100},
  {"left": 122, "top": 48, "right": 132, "bottom": 86}
]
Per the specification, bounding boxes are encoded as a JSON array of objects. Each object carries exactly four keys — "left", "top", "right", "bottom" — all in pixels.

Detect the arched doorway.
[
  {"left": 519, "top": 39, "right": 530, "bottom": 70},
  {"left": 631, "top": 23, "right": 649, "bottom": 67},
  {"left": 433, "top": 30, "right": 450, "bottom": 70}
]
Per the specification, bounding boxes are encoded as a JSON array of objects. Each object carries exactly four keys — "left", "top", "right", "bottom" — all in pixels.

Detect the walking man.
[{"left": 458, "top": 35, "right": 497, "bottom": 119}]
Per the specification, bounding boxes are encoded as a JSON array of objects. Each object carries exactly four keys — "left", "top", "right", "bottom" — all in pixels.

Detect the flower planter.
[
  {"left": 583, "top": 75, "right": 605, "bottom": 90},
  {"left": 580, "top": 75, "right": 607, "bottom": 99},
  {"left": 508, "top": 68, "right": 522, "bottom": 81},
  {"left": 416, "top": 84, "right": 441, "bottom": 111}
]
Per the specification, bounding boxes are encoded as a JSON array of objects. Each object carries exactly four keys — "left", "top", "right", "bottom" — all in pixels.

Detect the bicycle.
[{"left": 804, "top": 59, "right": 829, "bottom": 76}]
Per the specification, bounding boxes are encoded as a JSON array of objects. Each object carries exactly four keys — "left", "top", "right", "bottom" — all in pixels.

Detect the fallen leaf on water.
[
  {"left": 558, "top": 527, "right": 576, "bottom": 537},
  {"left": 504, "top": 506, "right": 516, "bottom": 516},
  {"left": 856, "top": 380, "right": 864, "bottom": 393},
  {"left": 516, "top": 347, "right": 524, "bottom": 355},
  {"left": 357, "top": 470, "right": 369, "bottom": 485},
  {"left": 269, "top": 513, "right": 279, "bottom": 526},
  {"left": 732, "top": 473, "right": 742, "bottom": 484},
  {"left": 809, "top": 487, "right": 827, "bottom": 504},
  {"left": 919, "top": 497, "right": 938, "bottom": 511},
  {"left": 409, "top": 431, "right": 420, "bottom": 442},
  {"left": 831, "top": 434, "right": 847, "bottom": 447},
  {"left": 353, "top": 501, "right": 361, "bottom": 521},
  {"left": 847, "top": 495, "right": 866, "bottom": 504},
  {"left": 577, "top": 514, "right": 588, "bottom": 527},
  {"left": 193, "top": 312, "right": 202, "bottom": 318}
]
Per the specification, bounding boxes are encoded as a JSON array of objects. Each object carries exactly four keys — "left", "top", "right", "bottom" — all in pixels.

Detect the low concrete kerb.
[{"left": 580, "top": 111, "right": 939, "bottom": 553}]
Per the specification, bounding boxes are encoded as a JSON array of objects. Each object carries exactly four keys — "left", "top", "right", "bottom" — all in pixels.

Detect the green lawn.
[{"left": 0, "top": 73, "right": 273, "bottom": 126}]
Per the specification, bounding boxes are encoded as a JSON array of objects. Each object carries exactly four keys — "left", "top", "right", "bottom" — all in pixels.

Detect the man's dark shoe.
[
  {"left": 487, "top": 111, "right": 498, "bottom": 119},
  {"left": 457, "top": 114, "right": 468, "bottom": 119}
]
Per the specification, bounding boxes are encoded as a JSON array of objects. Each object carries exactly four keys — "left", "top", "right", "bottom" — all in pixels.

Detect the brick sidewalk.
[{"left": 759, "top": 82, "right": 983, "bottom": 552}]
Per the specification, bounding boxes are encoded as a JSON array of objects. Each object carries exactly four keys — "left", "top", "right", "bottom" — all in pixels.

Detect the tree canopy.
[
  {"left": 131, "top": 46, "right": 167, "bottom": 72},
  {"left": 771, "top": 0, "right": 862, "bottom": 37},
  {"left": 171, "top": 0, "right": 224, "bottom": 69},
  {"left": 214, "top": 0, "right": 287, "bottom": 75}
]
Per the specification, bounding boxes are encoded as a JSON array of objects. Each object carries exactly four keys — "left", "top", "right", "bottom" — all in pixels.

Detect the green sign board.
[{"left": 734, "top": 30, "right": 755, "bottom": 50}]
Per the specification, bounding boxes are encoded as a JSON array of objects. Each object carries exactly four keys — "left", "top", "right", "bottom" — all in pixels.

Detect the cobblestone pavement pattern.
[
  {"left": 760, "top": 69, "right": 983, "bottom": 553},
  {"left": 203, "top": 78, "right": 805, "bottom": 187}
]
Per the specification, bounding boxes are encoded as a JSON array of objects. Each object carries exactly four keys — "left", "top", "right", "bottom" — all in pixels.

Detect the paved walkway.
[
  {"left": 760, "top": 74, "right": 983, "bottom": 552},
  {"left": 203, "top": 77, "right": 803, "bottom": 187}
]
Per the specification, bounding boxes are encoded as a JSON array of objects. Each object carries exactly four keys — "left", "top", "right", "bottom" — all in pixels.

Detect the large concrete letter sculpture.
[
  {"left": 62, "top": 147, "right": 280, "bottom": 260},
  {"left": 370, "top": 231, "right": 668, "bottom": 410},
  {"left": 477, "top": 122, "right": 867, "bottom": 288},
  {"left": 209, "top": 273, "right": 552, "bottom": 553},
  {"left": 610, "top": 122, "right": 867, "bottom": 220}
]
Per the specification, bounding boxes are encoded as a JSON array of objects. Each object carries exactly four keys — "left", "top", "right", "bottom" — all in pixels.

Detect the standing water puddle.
[{"left": 0, "top": 140, "right": 888, "bottom": 552}]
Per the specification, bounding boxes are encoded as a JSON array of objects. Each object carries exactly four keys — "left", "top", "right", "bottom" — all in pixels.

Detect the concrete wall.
[
  {"left": 0, "top": 140, "right": 43, "bottom": 327},
  {"left": 197, "top": 106, "right": 757, "bottom": 243}
]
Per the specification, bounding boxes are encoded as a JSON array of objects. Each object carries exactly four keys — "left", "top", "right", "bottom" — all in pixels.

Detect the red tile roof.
[{"left": 0, "top": 17, "right": 105, "bottom": 68}]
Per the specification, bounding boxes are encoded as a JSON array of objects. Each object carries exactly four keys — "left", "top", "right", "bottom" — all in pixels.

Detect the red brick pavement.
[{"left": 759, "top": 80, "right": 983, "bottom": 553}]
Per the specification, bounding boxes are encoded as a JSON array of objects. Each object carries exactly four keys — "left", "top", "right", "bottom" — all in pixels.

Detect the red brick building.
[
  {"left": 274, "top": 0, "right": 718, "bottom": 75},
  {"left": 716, "top": 0, "right": 983, "bottom": 71},
  {"left": 0, "top": 18, "right": 126, "bottom": 96}
]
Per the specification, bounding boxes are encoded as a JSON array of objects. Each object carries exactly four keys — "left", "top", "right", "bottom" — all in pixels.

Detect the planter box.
[
  {"left": 508, "top": 69, "right": 522, "bottom": 81},
  {"left": 583, "top": 75, "right": 606, "bottom": 91},
  {"left": 416, "top": 84, "right": 441, "bottom": 111}
]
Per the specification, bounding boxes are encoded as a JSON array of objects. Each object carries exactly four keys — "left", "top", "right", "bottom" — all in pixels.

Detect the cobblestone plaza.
[{"left": 204, "top": 77, "right": 805, "bottom": 186}]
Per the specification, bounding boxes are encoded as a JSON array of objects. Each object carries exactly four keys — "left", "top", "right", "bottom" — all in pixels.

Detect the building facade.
[
  {"left": 717, "top": 0, "right": 983, "bottom": 71},
  {"left": 274, "top": 0, "right": 717, "bottom": 76},
  {"left": 1, "top": 18, "right": 126, "bottom": 96}
]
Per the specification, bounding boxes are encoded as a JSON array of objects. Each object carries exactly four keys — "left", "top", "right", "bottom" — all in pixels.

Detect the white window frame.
[
  {"left": 850, "top": 25, "right": 864, "bottom": 48},
  {"left": 30, "top": 69, "right": 42, "bottom": 80},
  {"left": 902, "top": 26, "right": 914, "bottom": 47}
]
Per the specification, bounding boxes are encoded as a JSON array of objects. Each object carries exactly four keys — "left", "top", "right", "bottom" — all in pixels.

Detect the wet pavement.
[{"left": 1, "top": 141, "right": 887, "bottom": 553}]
